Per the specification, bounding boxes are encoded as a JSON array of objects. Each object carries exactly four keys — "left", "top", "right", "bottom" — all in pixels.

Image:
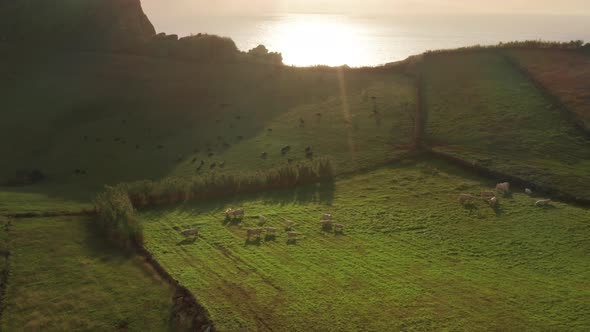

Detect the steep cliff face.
[{"left": 0, "top": 0, "right": 156, "bottom": 50}]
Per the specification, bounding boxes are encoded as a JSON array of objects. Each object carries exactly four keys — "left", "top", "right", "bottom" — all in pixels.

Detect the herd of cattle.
[
  {"left": 459, "top": 182, "right": 553, "bottom": 207},
  {"left": 180, "top": 209, "right": 344, "bottom": 242}
]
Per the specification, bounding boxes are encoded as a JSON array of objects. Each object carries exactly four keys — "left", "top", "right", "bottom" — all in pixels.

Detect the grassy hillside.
[
  {"left": 422, "top": 51, "right": 590, "bottom": 200},
  {"left": 141, "top": 160, "right": 590, "bottom": 331},
  {"left": 0, "top": 216, "right": 176, "bottom": 331},
  {"left": 507, "top": 49, "right": 590, "bottom": 130},
  {"left": 0, "top": 48, "right": 413, "bottom": 214}
]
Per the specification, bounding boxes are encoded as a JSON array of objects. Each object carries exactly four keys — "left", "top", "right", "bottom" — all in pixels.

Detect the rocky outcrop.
[{"left": 0, "top": 0, "right": 156, "bottom": 50}]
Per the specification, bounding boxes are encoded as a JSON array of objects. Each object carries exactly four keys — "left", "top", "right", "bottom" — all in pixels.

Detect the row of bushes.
[
  {"left": 95, "top": 185, "right": 143, "bottom": 249},
  {"left": 95, "top": 159, "right": 334, "bottom": 247},
  {"left": 125, "top": 158, "right": 333, "bottom": 208},
  {"left": 424, "top": 40, "right": 590, "bottom": 56}
]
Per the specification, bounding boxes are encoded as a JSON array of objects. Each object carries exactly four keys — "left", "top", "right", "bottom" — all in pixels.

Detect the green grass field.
[
  {"left": 507, "top": 49, "right": 590, "bottom": 129},
  {"left": 422, "top": 51, "right": 590, "bottom": 200},
  {"left": 0, "top": 216, "right": 176, "bottom": 331},
  {"left": 2, "top": 45, "right": 590, "bottom": 331},
  {"left": 140, "top": 159, "right": 590, "bottom": 331}
]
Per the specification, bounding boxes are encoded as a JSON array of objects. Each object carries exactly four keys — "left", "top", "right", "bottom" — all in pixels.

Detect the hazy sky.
[{"left": 142, "top": 0, "right": 590, "bottom": 17}]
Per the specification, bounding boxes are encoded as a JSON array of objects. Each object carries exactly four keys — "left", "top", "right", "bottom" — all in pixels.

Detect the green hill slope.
[
  {"left": 507, "top": 49, "right": 590, "bottom": 131},
  {"left": 422, "top": 51, "right": 590, "bottom": 200},
  {"left": 0, "top": 49, "right": 413, "bottom": 213}
]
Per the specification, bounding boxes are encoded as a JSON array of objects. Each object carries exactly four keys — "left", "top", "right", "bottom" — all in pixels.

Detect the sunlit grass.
[{"left": 141, "top": 160, "right": 590, "bottom": 331}]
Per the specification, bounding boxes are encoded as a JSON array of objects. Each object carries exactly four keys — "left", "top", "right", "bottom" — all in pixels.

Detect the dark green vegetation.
[
  {"left": 0, "top": 216, "right": 176, "bottom": 330},
  {"left": 0, "top": 46, "right": 413, "bottom": 214},
  {"left": 141, "top": 160, "right": 590, "bottom": 331},
  {"left": 422, "top": 51, "right": 590, "bottom": 200},
  {"left": 0, "top": 0, "right": 155, "bottom": 50}
]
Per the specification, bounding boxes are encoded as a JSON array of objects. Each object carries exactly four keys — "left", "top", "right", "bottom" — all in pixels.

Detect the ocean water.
[{"left": 151, "top": 14, "right": 590, "bottom": 67}]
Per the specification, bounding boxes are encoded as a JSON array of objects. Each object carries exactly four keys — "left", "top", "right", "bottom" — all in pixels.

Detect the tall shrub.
[{"left": 95, "top": 185, "right": 143, "bottom": 249}]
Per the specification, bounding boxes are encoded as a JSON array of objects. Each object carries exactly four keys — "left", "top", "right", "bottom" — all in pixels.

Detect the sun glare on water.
[{"left": 259, "top": 15, "right": 371, "bottom": 67}]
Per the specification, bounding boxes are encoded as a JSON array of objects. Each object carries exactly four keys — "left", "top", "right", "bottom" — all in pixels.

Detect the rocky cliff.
[{"left": 0, "top": 0, "right": 156, "bottom": 50}]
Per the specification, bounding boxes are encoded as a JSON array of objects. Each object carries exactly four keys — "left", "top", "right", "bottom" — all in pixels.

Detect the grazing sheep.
[
  {"left": 210, "top": 163, "right": 217, "bottom": 169},
  {"left": 287, "top": 232, "right": 299, "bottom": 241},
  {"left": 488, "top": 197, "right": 499, "bottom": 207},
  {"left": 181, "top": 228, "right": 199, "bottom": 238},
  {"left": 459, "top": 194, "right": 476, "bottom": 205},
  {"left": 261, "top": 152, "right": 268, "bottom": 159},
  {"left": 321, "top": 214, "right": 333, "bottom": 221},
  {"left": 265, "top": 227, "right": 277, "bottom": 234},
  {"left": 496, "top": 182, "right": 510, "bottom": 194},
  {"left": 281, "top": 146, "right": 291, "bottom": 155},
  {"left": 320, "top": 220, "right": 333, "bottom": 229},
  {"left": 225, "top": 208, "right": 245, "bottom": 219},
  {"left": 535, "top": 199, "right": 552, "bottom": 207},
  {"left": 334, "top": 224, "right": 344, "bottom": 233},
  {"left": 305, "top": 146, "right": 312, "bottom": 153},
  {"left": 481, "top": 191, "right": 495, "bottom": 198},
  {"left": 219, "top": 161, "right": 226, "bottom": 168},
  {"left": 247, "top": 228, "right": 263, "bottom": 239},
  {"left": 284, "top": 220, "right": 294, "bottom": 231},
  {"left": 258, "top": 215, "right": 267, "bottom": 226},
  {"left": 525, "top": 188, "right": 533, "bottom": 195},
  {"left": 191, "top": 157, "right": 197, "bottom": 164}
]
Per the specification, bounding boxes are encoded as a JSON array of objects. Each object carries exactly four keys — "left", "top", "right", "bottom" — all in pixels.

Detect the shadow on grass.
[
  {"left": 222, "top": 217, "right": 243, "bottom": 226},
  {"left": 492, "top": 205, "right": 504, "bottom": 217},
  {"left": 176, "top": 237, "right": 197, "bottom": 246},
  {"left": 82, "top": 218, "right": 134, "bottom": 260},
  {"left": 244, "top": 237, "right": 262, "bottom": 246}
]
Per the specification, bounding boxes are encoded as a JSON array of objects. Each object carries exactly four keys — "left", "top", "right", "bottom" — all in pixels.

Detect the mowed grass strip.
[
  {"left": 0, "top": 217, "right": 175, "bottom": 331},
  {"left": 507, "top": 49, "right": 590, "bottom": 129},
  {"left": 422, "top": 51, "right": 590, "bottom": 200},
  {"left": 142, "top": 160, "right": 590, "bottom": 331}
]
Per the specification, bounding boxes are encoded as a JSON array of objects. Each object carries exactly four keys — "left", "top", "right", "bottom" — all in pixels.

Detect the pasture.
[
  {"left": 0, "top": 216, "right": 176, "bottom": 331},
  {"left": 141, "top": 160, "right": 590, "bottom": 331},
  {"left": 422, "top": 51, "right": 590, "bottom": 200},
  {"left": 0, "top": 49, "right": 413, "bottom": 214},
  {"left": 507, "top": 49, "right": 590, "bottom": 129}
]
